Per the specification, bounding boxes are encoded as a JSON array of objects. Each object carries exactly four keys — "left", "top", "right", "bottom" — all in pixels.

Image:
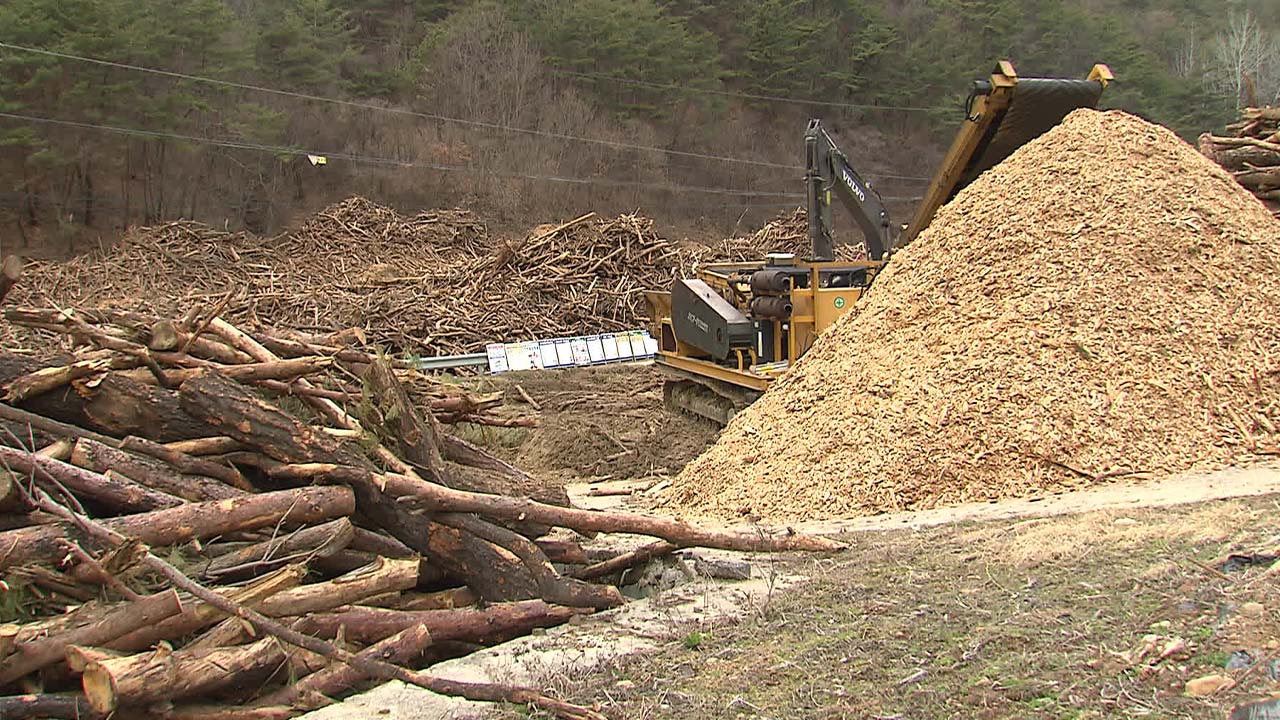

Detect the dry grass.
[{"left": 513, "top": 494, "right": 1280, "bottom": 720}]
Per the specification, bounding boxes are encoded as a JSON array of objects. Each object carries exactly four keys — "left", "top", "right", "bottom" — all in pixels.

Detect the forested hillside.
[{"left": 0, "top": 0, "right": 1276, "bottom": 253}]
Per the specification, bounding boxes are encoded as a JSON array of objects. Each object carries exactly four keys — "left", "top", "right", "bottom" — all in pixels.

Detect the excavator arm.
[{"left": 805, "top": 119, "right": 895, "bottom": 262}]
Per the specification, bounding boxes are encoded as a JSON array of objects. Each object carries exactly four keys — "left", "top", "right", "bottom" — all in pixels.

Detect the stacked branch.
[
  {"left": 1199, "top": 106, "right": 1280, "bottom": 217},
  {"left": 0, "top": 303, "right": 843, "bottom": 718},
  {"left": 3, "top": 199, "right": 856, "bottom": 357}
]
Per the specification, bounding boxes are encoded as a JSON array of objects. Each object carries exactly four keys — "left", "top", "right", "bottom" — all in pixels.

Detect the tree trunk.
[
  {"left": 0, "top": 694, "right": 100, "bottom": 720},
  {"left": 0, "top": 352, "right": 209, "bottom": 442},
  {"left": 0, "top": 590, "right": 183, "bottom": 685},
  {"left": 297, "top": 600, "right": 592, "bottom": 646},
  {"left": 176, "top": 372, "right": 545, "bottom": 602},
  {"left": 70, "top": 438, "right": 242, "bottom": 503},
  {"left": 184, "top": 557, "right": 420, "bottom": 652},
  {"left": 199, "top": 518, "right": 355, "bottom": 580},
  {"left": 0, "top": 445, "right": 184, "bottom": 513},
  {"left": 108, "top": 565, "right": 304, "bottom": 653},
  {"left": 255, "top": 623, "right": 435, "bottom": 709},
  {"left": 83, "top": 637, "right": 286, "bottom": 713},
  {"left": 0, "top": 486, "right": 354, "bottom": 570}
]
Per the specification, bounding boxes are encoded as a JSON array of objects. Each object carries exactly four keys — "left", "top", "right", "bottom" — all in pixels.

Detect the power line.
[
  {"left": 0, "top": 111, "right": 806, "bottom": 198},
  {"left": 0, "top": 41, "right": 804, "bottom": 171},
  {"left": 554, "top": 69, "right": 935, "bottom": 113}
]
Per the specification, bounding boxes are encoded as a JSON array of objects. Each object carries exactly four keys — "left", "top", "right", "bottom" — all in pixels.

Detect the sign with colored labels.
[{"left": 834, "top": 297, "right": 847, "bottom": 309}]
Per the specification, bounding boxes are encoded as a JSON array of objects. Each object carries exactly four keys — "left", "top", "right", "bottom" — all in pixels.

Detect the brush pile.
[
  {"left": 667, "top": 109, "right": 1280, "bottom": 522},
  {"left": 0, "top": 301, "right": 841, "bottom": 719},
  {"left": 1199, "top": 106, "right": 1280, "bottom": 217},
  {"left": 4, "top": 201, "right": 866, "bottom": 358}
]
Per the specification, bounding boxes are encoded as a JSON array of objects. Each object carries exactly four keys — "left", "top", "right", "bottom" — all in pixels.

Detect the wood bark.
[
  {"left": 71, "top": 438, "right": 242, "bottom": 502},
  {"left": 163, "top": 436, "right": 244, "bottom": 456},
  {"left": 297, "top": 600, "right": 591, "bottom": 645},
  {"left": 0, "top": 590, "right": 183, "bottom": 685},
  {"left": 0, "top": 445, "right": 184, "bottom": 513},
  {"left": 65, "top": 645, "right": 126, "bottom": 673},
  {"left": 371, "top": 469, "right": 847, "bottom": 552},
  {"left": 0, "top": 485, "right": 354, "bottom": 570},
  {"left": 4, "top": 357, "right": 113, "bottom": 404},
  {"left": 84, "top": 636, "right": 287, "bottom": 713},
  {"left": 200, "top": 518, "right": 355, "bottom": 580},
  {"left": 184, "top": 556, "right": 420, "bottom": 652},
  {"left": 0, "top": 694, "right": 101, "bottom": 720},
  {"left": 24, "top": 479, "right": 606, "bottom": 720},
  {"left": 256, "top": 623, "right": 434, "bottom": 709},
  {"left": 573, "top": 541, "right": 679, "bottom": 581},
  {"left": 176, "top": 371, "right": 543, "bottom": 602},
  {"left": 362, "top": 359, "right": 555, "bottom": 536},
  {"left": 107, "top": 565, "right": 305, "bottom": 653},
  {"left": 0, "top": 352, "right": 208, "bottom": 442}
]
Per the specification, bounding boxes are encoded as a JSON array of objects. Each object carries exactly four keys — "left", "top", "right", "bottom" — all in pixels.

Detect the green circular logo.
[{"left": 833, "top": 296, "right": 847, "bottom": 309}]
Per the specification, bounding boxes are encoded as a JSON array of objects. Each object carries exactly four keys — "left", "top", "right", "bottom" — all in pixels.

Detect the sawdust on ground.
[
  {"left": 663, "top": 109, "right": 1280, "bottom": 522},
  {"left": 473, "top": 364, "right": 718, "bottom": 483}
]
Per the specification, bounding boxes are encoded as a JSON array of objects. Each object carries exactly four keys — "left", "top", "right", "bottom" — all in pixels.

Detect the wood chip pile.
[
  {"left": 5, "top": 201, "right": 833, "bottom": 358},
  {"left": 1199, "top": 106, "right": 1280, "bottom": 218},
  {"left": 0, "top": 301, "right": 841, "bottom": 719},
  {"left": 665, "top": 109, "right": 1280, "bottom": 522}
]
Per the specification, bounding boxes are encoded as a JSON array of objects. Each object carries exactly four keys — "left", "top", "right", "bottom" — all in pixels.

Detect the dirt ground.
[
  {"left": 454, "top": 364, "right": 720, "bottom": 485},
  {"left": 500, "top": 494, "right": 1279, "bottom": 720}
]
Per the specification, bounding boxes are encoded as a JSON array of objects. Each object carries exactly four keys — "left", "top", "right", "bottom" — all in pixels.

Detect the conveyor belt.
[{"left": 958, "top": 78, "right": 1107, "bottom": 191}]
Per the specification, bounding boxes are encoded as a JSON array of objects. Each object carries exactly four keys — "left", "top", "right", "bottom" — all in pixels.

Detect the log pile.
[
  {"left": 0, "top": 301, "right": 842, "bottom": 719},
  {"left": 1199, "top": 106, "right": 1280, "bottom": 217}
]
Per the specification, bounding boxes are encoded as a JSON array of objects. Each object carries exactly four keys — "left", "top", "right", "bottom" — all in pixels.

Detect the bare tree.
[{"left": 1212, "top": 10, "right": 1279, "bottom": 109}]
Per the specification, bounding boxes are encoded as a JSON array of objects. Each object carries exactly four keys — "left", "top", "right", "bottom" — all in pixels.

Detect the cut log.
[
  {"left": 1208, "top": 144, "right": 1280, "bottom": 170},
  {"left": 177, "top": 371, "right": 545, "bottom": 602},
  {"left": 83, "top": 636, "right": 286, "bottom": 713},
  {"left": 0, "top": 469, "right": 33, "bottom": 514},
  {"left": 163, "top": 436, "right": 244, "bottom": 456},
  {"left": 65, "top": 646, "right": 127, "bottom": 673},
  {"left": 362, "top": 359, "right": 554, "bottom": 536},
  {"left": 262, "top": 556, "right": 419, "bottom": 616},
  {"left": 108, "top": 565, "right": 305, "bottom": 652},
  {"left": 119, "top": 435, "right": 251, "bottom": 492},
  {"left": 0, "top": 352, "right": 209, "bottom": 442},
  {"left": 0, "top": 623, "right": 19, "bottom": 659},
  {"left": 4, "top": 357, "right": 112, "bottom": 404},
  {"left": 0, "top": 590, "right": 183, "bottom": 685},
  {"left": 0, "top": 486, "right": 354, "bottom": 570},
  {"left": 256, "top": 623, "right": 434, "bottom": 710},
  {"left": 362, "top": 358, "right": 447, "bottom": 483},
  {"left": 371, "top": 469, "right": 848, "bottom": 552},
  {"left": 200, "top": 518, "right": 355, "bottom": 580},
  {"left": 395, "top": 587, "right": 479, "bottom": 611},
  {"left": 573, "top": 541, "right": 679, "bottom": 581},
  {"left": 298, "top": 600, "right": 592, "bottom": 646},
  {"left": 71, "top": 438, "right": 242, "bottom": 502},
  {"left": 184, "top": 556, "right": 420, "bottom": 652},
  {"left": 0, "top": 694, "right": 100, "bottom": 720},
  {"left": 0, "top": 445, "right": 184, "bottom": 513},
  {"left": 537, "top": 539, "right": 589, "bottom": 565}
]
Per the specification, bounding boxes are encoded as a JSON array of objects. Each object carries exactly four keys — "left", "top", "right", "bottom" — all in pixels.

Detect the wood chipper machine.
[{"left": 644, "top": 60, "right": 1114, "bottom": 424}]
